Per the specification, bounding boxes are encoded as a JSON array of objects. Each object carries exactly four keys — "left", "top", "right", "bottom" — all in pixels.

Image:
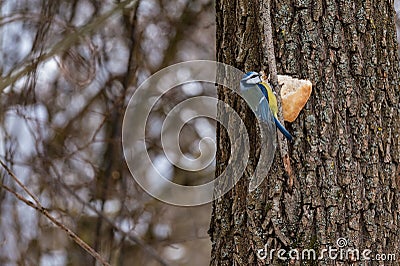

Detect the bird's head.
[{"left": 240, "top": 71, "right": 262, "bottom": 90}]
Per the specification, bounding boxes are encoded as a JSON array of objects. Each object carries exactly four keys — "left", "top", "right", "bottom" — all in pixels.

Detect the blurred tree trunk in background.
[{"left": 210, "top": 0, "right": 400, "bottom": 265}]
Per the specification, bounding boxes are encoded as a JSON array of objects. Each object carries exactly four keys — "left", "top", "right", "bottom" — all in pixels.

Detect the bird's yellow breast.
[{"left": 260, "top": 82, "right": 278, "bottom": 116}]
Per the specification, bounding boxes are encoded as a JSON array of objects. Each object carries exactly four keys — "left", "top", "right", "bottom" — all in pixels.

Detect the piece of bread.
[{"left": 278, "top": 75, "right": 312, "bottom": 122}]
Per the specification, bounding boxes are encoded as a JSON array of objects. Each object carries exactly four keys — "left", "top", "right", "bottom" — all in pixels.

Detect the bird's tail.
[{"left": 274, "top": 117, "right": 293, "bottom": 141}]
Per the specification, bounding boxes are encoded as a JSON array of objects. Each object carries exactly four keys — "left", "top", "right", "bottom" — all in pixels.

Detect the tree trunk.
[{"left": 209, "top": 0, "right": 400, "bottom": 265}]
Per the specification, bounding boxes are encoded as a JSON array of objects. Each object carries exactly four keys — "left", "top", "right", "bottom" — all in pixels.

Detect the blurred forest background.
[
  {"left": 1, "top": 0, "right": 400, "bottom": 265},
  {"left": 0, "top": 0, "right": 215, "bottom": 265}
]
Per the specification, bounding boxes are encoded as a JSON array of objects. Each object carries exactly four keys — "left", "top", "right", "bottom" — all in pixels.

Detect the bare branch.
[
  {"left": 259, "top": 0, "right": 295, "bottom": 190},
  {"left": 0, "top": 160, "right": 111, "bottom": 266},
  {"left": 0, "top": 0, "right": 137, "bottom": 92},
  {"left": 47, "top": 160, "right": 168, "bottom": 266}
]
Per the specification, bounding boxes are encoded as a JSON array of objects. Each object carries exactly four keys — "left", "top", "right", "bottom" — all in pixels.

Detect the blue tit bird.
[{"left": 240, "top": 71, "right": 293, "bottom": 141}]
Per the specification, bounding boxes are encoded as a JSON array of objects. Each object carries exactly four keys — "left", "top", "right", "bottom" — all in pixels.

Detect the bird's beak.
[{"left": 259, "top": 71, "right": 267, "bottom": 82}]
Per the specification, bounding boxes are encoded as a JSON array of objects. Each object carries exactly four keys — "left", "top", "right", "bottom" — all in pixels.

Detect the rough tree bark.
[{"left": 209, "top": 0, "right": 400, "bottom": 265}]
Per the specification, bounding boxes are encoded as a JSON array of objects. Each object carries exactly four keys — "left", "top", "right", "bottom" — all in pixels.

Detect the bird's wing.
[
  {"left": 257, "top": 97, "right": 274, "bottom": 125},
  {"left": 249, "top": 97, "right": 277, "bottom": 191}
]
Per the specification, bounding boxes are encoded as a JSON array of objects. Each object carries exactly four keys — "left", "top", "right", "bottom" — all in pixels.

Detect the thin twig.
[
  {"left": 0, "top": 160, "right": 41, "bottom": 205},
  {"left": 47, "top": 160, "right": 170, "bottom": 266},
  {"left": 0, "top": 0, "right": 137, "bottom": 92},
  {"left": 260, "top": 0, "right": 294, "bottom": 190},
  {"left": 0, "top": 160, "right": 111, "bottom": 266}
]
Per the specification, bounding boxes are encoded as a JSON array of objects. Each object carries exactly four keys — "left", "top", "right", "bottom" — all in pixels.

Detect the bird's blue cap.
[{"left": 244, "top": 71, "right": 259, "bottom": 77}]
